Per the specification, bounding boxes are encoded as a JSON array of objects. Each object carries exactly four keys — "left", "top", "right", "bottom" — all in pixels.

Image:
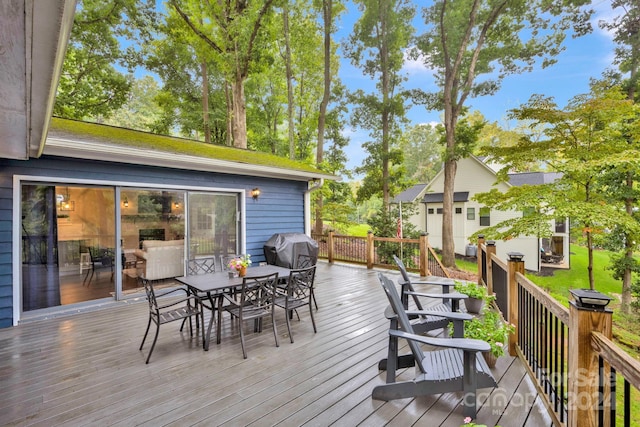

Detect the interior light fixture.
[
  {"left": 123, "top": 196, "right": 129, "bottom": 208},
  {"left": 174, "top": 201, "right": 180, "bottom": 209},
  {"left": 59, "top": 187, "right": 75, "bottom": 211},
  {"left": 251, "top": 188, "right": 261, "bottom": 200}
]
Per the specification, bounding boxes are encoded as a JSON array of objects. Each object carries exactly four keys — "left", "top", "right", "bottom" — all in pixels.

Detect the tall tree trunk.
[
  {"left": 381, "top": 4, "right": 390, "bottom": 209},
  {"left": 587, "top": 230, "right": 595, "bottom": 290},
  {"left": 283, "top": 5, "right": 295, "bottom": 159},
  {"left": 200, "top": 61, "right": 211, "bottom": 144},
  {"left": 225, "top": 82, "right": 233, "bottom": 146},
  {"left": 231, "top": 71, "right": 247, "bottom": 149},
  {"left": 441, "top": 88, "right": 459, "bottom": 268},
  {"left": 315, "top": 0, "right": 332, "bottom": 235}
]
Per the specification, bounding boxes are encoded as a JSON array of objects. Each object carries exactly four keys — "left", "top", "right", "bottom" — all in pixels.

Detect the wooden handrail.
[
  {"left": 515, "top": 271, "right": 570, "bottom": 325},
  {"left": 592, "top": 331, "right": 640, "bottom": 391}
]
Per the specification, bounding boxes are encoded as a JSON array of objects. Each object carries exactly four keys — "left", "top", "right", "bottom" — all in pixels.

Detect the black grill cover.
[{"left": 263, "top": 233, "right": 319, "bottom": 268}]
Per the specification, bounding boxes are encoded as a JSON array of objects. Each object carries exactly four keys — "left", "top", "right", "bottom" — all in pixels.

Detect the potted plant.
[
  {"left": 455, "top": 306, "right": 515, "bottom": 368},
  {"left": 227, "top": 254, "right": 252, "bottom": 276},
  {"left": 453, "top": 280, "right": 490, "bottom": 313}
]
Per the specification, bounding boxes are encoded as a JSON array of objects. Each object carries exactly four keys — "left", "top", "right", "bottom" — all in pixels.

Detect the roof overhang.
[
  {"left": 44, "top": 137, "right": 337, "bottom": 182},
  {"left": 0, "top": 0, "right": 77, "bottom": 160}
]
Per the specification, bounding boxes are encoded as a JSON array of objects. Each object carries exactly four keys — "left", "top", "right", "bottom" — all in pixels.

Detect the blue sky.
[{"left": 336, "top": 1, "right": 618, "bottom": 172}]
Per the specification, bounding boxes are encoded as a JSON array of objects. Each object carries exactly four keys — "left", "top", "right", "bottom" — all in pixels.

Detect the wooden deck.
[{"left": 0, "top": 262, "right": 553, "bottom": 426}]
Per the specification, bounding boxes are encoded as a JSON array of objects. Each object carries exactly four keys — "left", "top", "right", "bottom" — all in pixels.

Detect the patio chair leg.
[
  {"left": 140, "top": 317, "right": 152, "bottom": 350},
  {"left": 205, "top": 308, "right": 216, "bottom": 351},
  {"left": 271, "top": 314, "right": 279, "bottom": 348},
  {"left": 240, "top": 324, "right": 247, "bottom": 359},
  {"left": 145, "top": 324, "right": 160, "bottom": 364},
  {"left": 309, "top": 305, "right": 317, "bottom": 333},
  {"left": 285, "top": 309, "right": 294, "bottom": 343}
]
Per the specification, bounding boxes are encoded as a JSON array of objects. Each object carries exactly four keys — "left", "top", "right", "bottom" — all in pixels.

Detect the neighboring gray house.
[
  {"left": 393, "top": 156, "right": 569, "bottom": 272},
  {"left": 0, "top": 1, "right": 334, "bottom": 328}
]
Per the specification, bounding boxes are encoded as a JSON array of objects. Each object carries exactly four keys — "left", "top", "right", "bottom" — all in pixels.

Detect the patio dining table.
[{"left": 175, "top": 264, "right": 291, "bottom": 351}]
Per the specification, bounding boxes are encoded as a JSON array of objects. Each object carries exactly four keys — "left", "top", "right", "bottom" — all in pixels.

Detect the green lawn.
[{"left": 526, "top": 244, "right": 623, "bottom": 304}]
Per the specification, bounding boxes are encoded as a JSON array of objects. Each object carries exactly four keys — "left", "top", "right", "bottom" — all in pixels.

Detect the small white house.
[{"left": 394, "top": 156, "right": 570, "bottom": 272}]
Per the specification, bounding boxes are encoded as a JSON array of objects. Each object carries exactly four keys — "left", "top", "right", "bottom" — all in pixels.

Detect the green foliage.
[
  {"left": 55, "top": 0, "right": 157, "bottom": 119},
  {"left": 399, "top": 123, "right": 443, "bottom": 183},
  {"left": 367, "top": 203, "right": 420, "bottom": 264},
  {"left": 344, "top": 0, "right": 415, "bottom": 206},
  {"left": 410, "top": 0, "right": 593, "bottom": 267},
  {"left": 477, "top": 83, "right": 640, "bottom": 290},
  {"left": 453, "top": 281, "right": 488, "bottom": 300},
  {"left": 459, "top": 308, "right": 514, "bottom": 357}
]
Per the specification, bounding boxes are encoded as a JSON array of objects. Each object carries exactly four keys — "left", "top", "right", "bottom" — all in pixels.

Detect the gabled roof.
[
  {"left": 45, "top": 118, "right": 336, "bottom": 182},
  {"left": 508, "top": 171, "right": 563, "bottom": 186},
  {"left": 391, "top": 184, "right": 428, "bottom": 203},
  {"left": 423, "top": 192, "right": 470, "bottom": 203}
]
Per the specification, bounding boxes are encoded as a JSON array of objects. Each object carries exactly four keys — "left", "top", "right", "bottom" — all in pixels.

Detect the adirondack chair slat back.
[
  {"left": 378, "top": 273, "right": 427, "bottom": 373},
  {"left": 392, "top": 255, "right": 425, "bottom": 311}
]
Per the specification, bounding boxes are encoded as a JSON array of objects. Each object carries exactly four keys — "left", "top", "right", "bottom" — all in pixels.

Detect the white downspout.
[{"left": 304, "top": 179, "right": 324, "bottom": 236}]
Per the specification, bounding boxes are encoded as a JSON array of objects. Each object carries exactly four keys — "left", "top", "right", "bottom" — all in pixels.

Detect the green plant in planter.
[
  {"left": 453, "top": 280, "right": 490, "bottom": 300},
  {"left": 454, "top": 307, "right": 515, "bottom": 357}
]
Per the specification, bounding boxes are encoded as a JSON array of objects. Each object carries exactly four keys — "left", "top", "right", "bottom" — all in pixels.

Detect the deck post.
[
  {"left": 327, "top": 230, "right": 335, "bottom": 263},
  {"left": 506, "top": 252, "right": 524, "bottom": 357},
  {"left": 567, "top": 294, "right": 613, "bottom": 427},
  {"left": 485, "top": 240, "right": 496, "bottom": 295},
  {"left": 366, "top": 231, "right": 374, "bottom": 269},
  {"left": 476, "top": 235, "right": 485, "bottom": 285},
  {"left": 419, "top": 233, "right": 428, "bottom": 277}
]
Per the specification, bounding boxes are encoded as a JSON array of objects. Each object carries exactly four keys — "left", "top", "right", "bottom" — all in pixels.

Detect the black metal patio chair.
[
  {"left": 274, "top": 265, "right": 317, "bottom": 343},
  {"left": 139, "top": 277, "right": 202, "bottom": 364},
  {"left": 218, "top": 272, "right": 280, "bottom": 359}
]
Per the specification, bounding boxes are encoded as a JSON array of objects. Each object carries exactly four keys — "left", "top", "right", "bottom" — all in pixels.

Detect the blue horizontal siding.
[{"left": 0, "top": 156, "right": 309, "bottom": 327}]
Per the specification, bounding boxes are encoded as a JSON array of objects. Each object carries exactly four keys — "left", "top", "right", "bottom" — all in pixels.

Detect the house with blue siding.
[{"left": 0, "top": 0, "right": 334, "bottom": 328}]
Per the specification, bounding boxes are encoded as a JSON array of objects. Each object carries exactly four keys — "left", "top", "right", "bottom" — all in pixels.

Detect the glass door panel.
[
  {"left": 187, "top": 192, "right": 239, "bottom": 273},
  {"left": 120, "top": 189, "right": 185, "bottom": 291},
  {"left": 21, "top": 184, "right": 116, "bottom": 311}
]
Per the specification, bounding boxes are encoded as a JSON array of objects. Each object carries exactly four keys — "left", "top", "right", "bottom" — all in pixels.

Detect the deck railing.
[
  {"left": 311, "top": 231, "right": 448, "bottom": 278},
  {"left": 477, "top": 237, "right": 640, "bottom": 427}
]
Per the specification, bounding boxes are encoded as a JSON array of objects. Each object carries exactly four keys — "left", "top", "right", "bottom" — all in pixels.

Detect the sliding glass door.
[
  {"left": 20, "top": 182, "right": 240, "bottom": 314},
  {"left": 187, "top": 192, "right": 239, "bottom": 270}
]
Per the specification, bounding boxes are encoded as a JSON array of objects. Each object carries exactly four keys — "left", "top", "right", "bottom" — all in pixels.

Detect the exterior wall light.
[{"left": 251, "top": 188, "right": 261, "bottom": 200}]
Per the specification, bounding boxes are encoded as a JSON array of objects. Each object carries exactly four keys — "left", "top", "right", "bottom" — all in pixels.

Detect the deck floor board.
[{"left": 0, "top": 262, "right": 547, "bottom": 426}]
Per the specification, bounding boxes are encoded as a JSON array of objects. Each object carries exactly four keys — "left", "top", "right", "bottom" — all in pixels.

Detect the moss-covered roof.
[{"left": 49, "top": 117, "right": 327, "bottom": 175}]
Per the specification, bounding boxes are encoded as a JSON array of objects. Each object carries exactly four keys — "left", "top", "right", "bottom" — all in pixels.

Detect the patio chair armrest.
[
  {"left": 406, "top": 291, "right": 468, "bottom": 300},
  {"left": 389, "top": 329, "right": 490, "bottom": 352},
  {"left": 405, "top": 310, "right": 472, "bottom": 321}
]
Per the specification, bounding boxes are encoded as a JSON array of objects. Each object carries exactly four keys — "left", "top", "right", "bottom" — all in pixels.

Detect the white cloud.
[{"left": 401, "top": 48, "right": 435, "bottom": 76}]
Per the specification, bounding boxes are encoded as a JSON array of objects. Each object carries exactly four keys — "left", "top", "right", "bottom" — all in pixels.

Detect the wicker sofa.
[{"left": 134, "top": 239, "right": 185, "bottom": 281}]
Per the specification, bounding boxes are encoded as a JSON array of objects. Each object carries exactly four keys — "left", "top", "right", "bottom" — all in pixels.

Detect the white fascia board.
[{"left": 44, "top": 137, "right": 336, "bottom": 182}]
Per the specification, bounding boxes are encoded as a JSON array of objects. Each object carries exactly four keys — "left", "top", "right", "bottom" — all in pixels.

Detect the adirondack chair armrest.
[
  {"left": 409, "top": 279, "right": 455, "bottom": 287},
  {"left": 389, "top": 329, "right": 490, "bottom": 352},
  {"left": 406, "top": 291, "right": 468, "bottom": 300},
  {"left": 405, "top": 310, "right": 472, "bottom": 321}
]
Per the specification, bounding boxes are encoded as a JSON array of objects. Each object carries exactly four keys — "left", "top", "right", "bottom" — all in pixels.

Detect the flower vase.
[
  {"left": 482, "top": 352, "right": 498, "bottom": 368},
  {"left": 465, "top": 297, "right": 484, "bottom": 314},
  {"left": 239, "top": 266, "right": 247, "bottom": 277}
]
